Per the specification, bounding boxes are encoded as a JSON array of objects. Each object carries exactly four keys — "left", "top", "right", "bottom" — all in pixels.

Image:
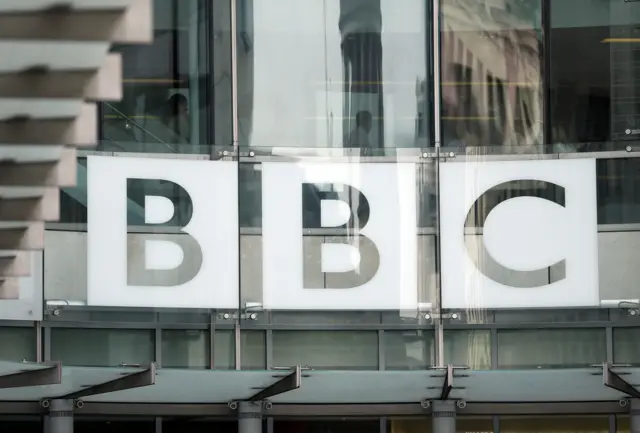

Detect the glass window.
[
  {"left": 100, "top": 0, "right": 231, "bottom": 154},
  {"left": 162, "top": 329, "right": 209, "bottom": 368},
  {"left": 384, "top": 330, "right": 434, "bottom": 370},
  {"left": 213, "top": 330, "right": 265, "bottom": 370},
  {"left": 275, "top": 421, "right": 380, "bottom": 433},
  {"left": 444, "top": 330, "right": 491, "bottom": 369},
  {"left": 213, "top": 330, "right": 235, "bottom": 370},
  {"left": 497, "top": 329, "right": 606, "bottom": 368},
  {"left": 440, "top": 0, "right": 543, "bottom": 151},
  {"left": 50, "top": 328, "right": 155, "bottom": 367},
  {"left": 499, "top": 416, "right": 609, "bottom": 433},
  {"left": 613, "top": 328, "right": 640, "bottom": 365},
  {"left": 390, "top": 418, "right": 494, "bottom": 433},
  {"left": 59, "top": 0, "right": 232, "bottom": 225},
  {"left": 237, "top": 0, "right": 431, "bottom": 149},
  {"left": 272, "top": 331, "right": 378, "bottom": 370},
  {"left": 164, "top": 420, "right": 238, "bottom": 433},
  {"left": 76, "top": 420, "right": 156, "bottom": 433},
  {"left": 550, "top": 0, "right": 640, "bottom": 150},
  {"left": 0, "top": 327, "right": 36, "bottom": 362}
]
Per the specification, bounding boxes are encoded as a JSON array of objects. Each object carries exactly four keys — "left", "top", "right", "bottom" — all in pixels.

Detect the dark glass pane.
[
  {"left": 613, "top": 328, "right": 640, "bottom": 365},
  {"left": 0, "top": 327, "right": 36, "bottom": 362},
  {"left": 444, "top": 330, "right": 491, "bottom": 369},
  {"left": 272, "top": 331, "right": 378, "bottom": 370},
  {"left": 550, "top": 0, "right": 640, "bottom": 150},
  {"left": 384, "top": 330, "right": 434, "bottom": 370},
  {"left": 497, "top": 329, "right": 606, "bottom": 368},
  {"left": 51, "top": 328, "right": 154, "bottom": 367},
  {"left": 275, "top": 420, "right": 380, "bottom": 433},
  {"left": 162, "top": 329, "right": 210, "bottom": 368}
]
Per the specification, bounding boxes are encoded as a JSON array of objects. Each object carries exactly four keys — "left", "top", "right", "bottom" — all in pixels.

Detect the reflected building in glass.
[{"left": 4, "top": 0, "right": 640, "bottom": 432}]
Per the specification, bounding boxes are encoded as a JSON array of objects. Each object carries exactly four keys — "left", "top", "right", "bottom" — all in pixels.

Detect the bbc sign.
[{"left": 87, "top": 156, "right": 599, "bottom": 310}]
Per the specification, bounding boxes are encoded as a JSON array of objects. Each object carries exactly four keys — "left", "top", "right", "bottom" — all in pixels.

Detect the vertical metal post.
[
  {"left": 432, "top": 400, "right": 455, "bottom": 433},
  {"left": 631, "top": 399, "right": 640, "bottom": 433},
  {"left": 44, "top": 399, "right": 73, "bottom": 433},
  {"left": 188, "top": 0, "right": 200, "bottom": 148},
  {"left": 238, "top": 401, "right": 262, "bottom": 433},
  {"left": 230, "top": 0, "right": 239, "bottom": 148},
  {"left": 432, "top": 0, "right": 445, "bottom": 368}
]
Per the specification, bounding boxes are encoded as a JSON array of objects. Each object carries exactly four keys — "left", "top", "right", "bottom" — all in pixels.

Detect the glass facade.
[{"left": 6, "top": 0, "right": 640, "bottom": 430}]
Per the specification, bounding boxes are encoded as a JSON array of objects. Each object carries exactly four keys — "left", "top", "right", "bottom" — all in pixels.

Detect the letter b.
[
  {"left": 87, "top": 156, "right": 239, "bottom": 309},
  {"left": 261, "top": 162, "right": 418, "bottom": 311}
]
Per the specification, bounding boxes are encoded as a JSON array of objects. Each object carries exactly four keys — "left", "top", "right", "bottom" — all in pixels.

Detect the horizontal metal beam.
[
  {"left": 602, "top": 362, "right": 640, "bottom": 399},
  {"left": 0, "top": 362, "right": 60, "bottom": 389},
  {"left": 64, "top": 401, "right": 628, "bottom": 417},
  {"left": 248, "top": 365, "right": 301, "bottom": 401},
  {"left": 60, "top": 363, "right": 156, "bottom": 400}
]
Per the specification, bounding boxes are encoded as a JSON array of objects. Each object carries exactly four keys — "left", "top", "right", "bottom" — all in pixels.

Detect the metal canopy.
[
  {"left": 0, "top": 362, "right": 60, "bottom": 389},
  {"left": 58, "top": 362, "right": 156, "bottom": 400},
  {"left": 602, "top": 362, "right": 640, "bottom": 399},
  {"left": 247, "top": 365, "right": 302, "bottom": 402}
]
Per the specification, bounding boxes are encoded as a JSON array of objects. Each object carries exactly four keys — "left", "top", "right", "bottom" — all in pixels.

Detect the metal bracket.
[
  {"left": 601, "top": 362, "right": 640, "bottom": 399},
  {"left": 0, "top": 362, "right": 60, "bottom": 389},
  {"left": 218, "top": 312, "right": 259, "bottom": 321},
  {"left": 58, "top": 363, "right": 156, "bottom": 400},
  {"left": 247, "top": 365, "right": 302, "bottom": 402},
  {"left": 424, "top": 312, "right": 461, "bottom": 321},
  {"left": 427, "top": 365, "right": 468, "bottom": 401}
]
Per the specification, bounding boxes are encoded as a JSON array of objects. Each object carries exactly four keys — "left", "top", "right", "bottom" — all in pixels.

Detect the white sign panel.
[
  {"left": 440, "top": 158, "right": 599, "bottom": 309},
  {"left": 87, "top": 156, "right": 239, "bottom": 309},
  {"left": 261, "top": 162, "right": 418, "bottom": 310}
]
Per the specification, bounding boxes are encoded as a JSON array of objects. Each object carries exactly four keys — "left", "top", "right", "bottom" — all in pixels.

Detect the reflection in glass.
[
  {"left": 550, "top": 0, "right": 640, "bottom": 149},
  {"left": 613, "top": 328, "right": 640, "bottom": 365},
  {"left": 238, "top": 0, "right": 430, "bottom": 149},
  {"left": 51, "top": 329, "right": 155, "bottom": 367},
  {"left": 100, "top": 0, "right": 231, "bottom": 154},
  {"left": 162, "top": 329, "right": 209, "bottom": 368},
  {"left": 497, "top": 329, "right": 606, "bottom": 368},
  {"left": 499, "top": 416, "right": 608, "bottom": 433},
  {"left": 441, "top": 0, "right": 542, "bottom": 150},
  {"left": 0, "top": 327, "right": 36, "bottom": 362},
  {"left": 384, "top": 330, "right": 434, "bottom": 370},
  {"left": 275, "top": 420, "right": 380, "bottom": 433},
  {"left": 444, "top": 330, "right": 491, "bottom": 369},
  {"left": 213, "top": 330, "right": 266, "bottom": 369},
  {"left": 389, "top": 417, "right": 494, "bottom": 433},
  {"left": 272, "top": 331, "right": 378, "bottom": 369}
]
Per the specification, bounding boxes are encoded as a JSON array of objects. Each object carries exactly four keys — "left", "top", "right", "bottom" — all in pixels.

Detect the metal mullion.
[
  {"left": 378, "top": 330, "right": 385, "bottom": 371},
  {"left": 35, "top": 321, "right": 43, "bottom": 363},
  {"left": 266, "top": 329, "right": 273, "bottom": 369},
  {"left": 210, "top": 312, "right": 216, "bottom": 369},
  {"left": 607, "top": 326, "right": 614, "bottom": 363},
  {"left": 155, "top": 328, "right": 162, "bottom": 367},
  {"left": 491, "top": 328, "right": 498, "bottom": 369},
  {"left": 43, "top": 326, "right": 51, "bottom": 362}
]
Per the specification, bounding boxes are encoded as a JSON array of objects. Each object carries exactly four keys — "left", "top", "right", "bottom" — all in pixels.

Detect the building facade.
[{"left": 2, "top": 0, "right": 640, "bottom": 431}]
